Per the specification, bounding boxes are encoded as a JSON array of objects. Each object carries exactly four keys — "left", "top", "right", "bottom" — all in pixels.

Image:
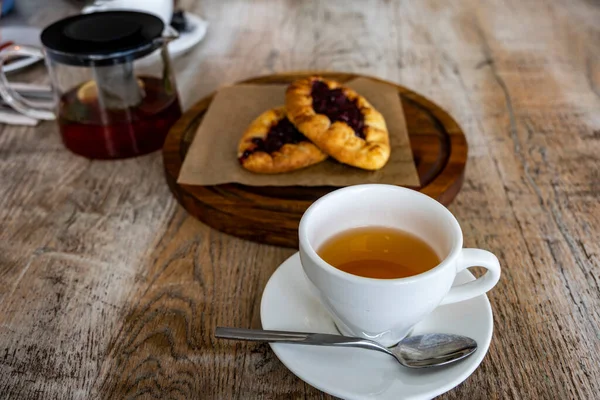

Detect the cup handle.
[
  {"left": 0, "top": 45, "right": 55, "bottom": 120},
  {"left": 439, "top": 248, "right": 501, "bottom": 305}
]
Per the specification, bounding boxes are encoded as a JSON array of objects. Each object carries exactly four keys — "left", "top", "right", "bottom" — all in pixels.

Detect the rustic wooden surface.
[
  {"left": 1, "top": 0, "right": 599, "bottom": 399},
  {"left": 163, "top": 72, "right": 467, "bottom": 248}
]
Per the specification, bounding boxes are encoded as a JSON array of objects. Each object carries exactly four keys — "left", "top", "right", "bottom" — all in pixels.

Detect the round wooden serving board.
[{"left": 163, "top": 72, "right": 467, "bottom": 248}]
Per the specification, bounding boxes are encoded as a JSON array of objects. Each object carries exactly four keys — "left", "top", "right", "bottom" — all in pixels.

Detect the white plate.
[
  {"left": 133, "top": 12, "right": 208, "bottom": 69},
  {"left": 0, "top": 26, "right": 42, "bottom": 73},
  {"left": 260, "top": 253, "right": 493, "bottom": 400},
  {"left": 168, "top": 12, "right": 208, "bottom": 58}
]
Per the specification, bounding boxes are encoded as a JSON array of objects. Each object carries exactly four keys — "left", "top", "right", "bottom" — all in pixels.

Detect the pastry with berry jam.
[
  {"left": 285, "top": 76, "right": 390, "bottom": 170},
  {"left": 238, "top": 107, "right": 327, "bottom": 173}
]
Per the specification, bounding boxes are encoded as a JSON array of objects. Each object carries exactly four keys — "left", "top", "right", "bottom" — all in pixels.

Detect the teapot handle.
[{"left": 0, "top": 45, "right": 55, "bottom": 120}]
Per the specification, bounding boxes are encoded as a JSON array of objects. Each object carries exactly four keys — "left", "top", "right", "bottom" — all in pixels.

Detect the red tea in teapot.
[{"left": 57, "top": 76, "right": 181, "bottom": 159}]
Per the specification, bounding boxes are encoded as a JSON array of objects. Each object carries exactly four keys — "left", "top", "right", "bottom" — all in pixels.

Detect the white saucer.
[
  {"left": 260, "top": 253, "right": 493, "bottom": 400},
  {"left": 134, "top": 12, "right": 208, "bottom": 68},
  {"left": 0, "top": 26, "right": 42, "bottom": 73},
  {"left": 168, "top": 12, "right": 208, "bottom": 58}
]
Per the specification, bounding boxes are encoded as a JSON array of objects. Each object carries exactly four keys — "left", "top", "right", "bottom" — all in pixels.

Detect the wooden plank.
[{"left": 0, "top": 0, "right": 599, "bottom": 398}]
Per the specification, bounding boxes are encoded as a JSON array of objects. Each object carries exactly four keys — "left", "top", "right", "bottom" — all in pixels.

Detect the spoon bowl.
[
  {"left": 215, "top": 327, "right": 477, "bottom": 369},
  {"left": 393, "top": 333, "right": 477, "bottom": 368}
]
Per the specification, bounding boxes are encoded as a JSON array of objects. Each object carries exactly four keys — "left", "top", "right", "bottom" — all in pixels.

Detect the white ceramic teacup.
[{"left": 299, "top": 184, "right": 501, "bottom": 347}]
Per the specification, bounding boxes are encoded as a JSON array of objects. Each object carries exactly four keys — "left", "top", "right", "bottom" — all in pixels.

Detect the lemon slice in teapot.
[{"left": 77, "top": 79, "right": 145, "bottom": 103}]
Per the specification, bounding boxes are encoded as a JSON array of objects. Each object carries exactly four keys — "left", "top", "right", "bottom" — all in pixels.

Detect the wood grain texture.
[
  {"left": 1, "top": 0, "right": 600, "bottom": 399},
  {"left": 163, "top": 72, "right": 467, "bottom": 247}
]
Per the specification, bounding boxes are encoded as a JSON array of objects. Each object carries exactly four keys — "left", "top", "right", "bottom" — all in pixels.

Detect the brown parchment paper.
[{"left": 177, "top": 78, "right": 420, "bottom": 187}]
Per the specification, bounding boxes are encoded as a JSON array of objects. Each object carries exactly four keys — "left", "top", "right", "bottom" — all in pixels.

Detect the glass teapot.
[{"left": 0, "top": 11, "right": 182, "bottom": 159}]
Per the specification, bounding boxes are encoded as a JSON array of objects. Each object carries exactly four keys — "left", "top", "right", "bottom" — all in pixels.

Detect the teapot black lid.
[{"left": 41, "top": 11, "right": 164, "bottom": 66}]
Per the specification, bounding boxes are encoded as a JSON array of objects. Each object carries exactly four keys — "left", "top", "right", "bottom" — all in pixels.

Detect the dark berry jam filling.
[
  {"left": 311, "top": 80, "right": 365, "bottom": 138},
  {"left": 239, "top": 117, "right": 307, "bottom": 162}
]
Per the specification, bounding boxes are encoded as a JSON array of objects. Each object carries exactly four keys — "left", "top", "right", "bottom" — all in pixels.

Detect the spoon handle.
[{"left": 215, "top": 327, "right": 390, "bottom": 355}]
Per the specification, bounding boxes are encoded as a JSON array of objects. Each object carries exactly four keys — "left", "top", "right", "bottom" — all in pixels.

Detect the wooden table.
[{"left": 1, "top": 1, "right": 599, "bottom": 398}]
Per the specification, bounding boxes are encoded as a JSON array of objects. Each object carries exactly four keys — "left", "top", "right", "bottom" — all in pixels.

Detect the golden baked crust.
[
  {"left": 238, "top": 106, "right": 327, "bottom": 174},
  {"left": 285, "top": 76, "right": 390, "bottom": 170}
]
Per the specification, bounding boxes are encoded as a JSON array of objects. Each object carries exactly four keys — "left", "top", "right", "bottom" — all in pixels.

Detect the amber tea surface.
[{"left": 317, "top": 226, "right": 441, "bottom": 279}]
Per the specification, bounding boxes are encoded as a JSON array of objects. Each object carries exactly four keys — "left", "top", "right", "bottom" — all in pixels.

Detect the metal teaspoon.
[{"left": 215, "top": 327, "right": 477, "bottom": 369}]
